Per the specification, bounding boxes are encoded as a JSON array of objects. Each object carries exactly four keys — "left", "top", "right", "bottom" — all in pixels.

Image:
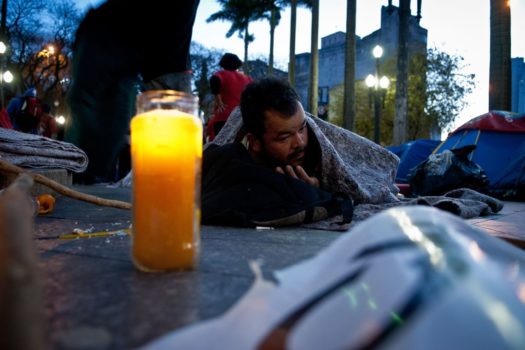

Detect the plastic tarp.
[
  {"left": 387, "top": 139, "right": 441, "bottom": 184},
  {"left": 434, "top": 111, "right": 525, "bottom": 197}
]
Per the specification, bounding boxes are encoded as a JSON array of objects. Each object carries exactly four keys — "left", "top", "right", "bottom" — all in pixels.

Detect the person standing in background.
[
  {"left": 206, "top": 53, "right": 252, "bottom": 141},
  {"left": 66, "top": 0, "right": 200, "bottom": 183}
]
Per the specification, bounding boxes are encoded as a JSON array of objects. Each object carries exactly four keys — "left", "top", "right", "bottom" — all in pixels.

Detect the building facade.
[
  {"left": 295, "top": 5, "right": 428, "bottom": 113},
  {"left": 512, "top": 57, "right": 525, "bottom": 113}
]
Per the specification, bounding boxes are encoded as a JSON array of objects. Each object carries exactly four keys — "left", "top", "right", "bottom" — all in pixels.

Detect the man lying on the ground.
[
  {"left": 202, "top": 78, "right": 363, "bottom": 227},
  {"left": 202, "top": 78, "right": 502, "bottom": 230}
]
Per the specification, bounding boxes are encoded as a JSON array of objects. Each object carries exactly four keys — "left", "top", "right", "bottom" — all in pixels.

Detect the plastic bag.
[{"left": 408, "top": 145, "right": 489, "bottom": 196}]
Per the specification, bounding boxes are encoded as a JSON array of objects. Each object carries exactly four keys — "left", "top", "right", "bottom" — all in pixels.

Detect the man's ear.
[{"left": 247, "top": 133, "right": 262, "bottom": 154}]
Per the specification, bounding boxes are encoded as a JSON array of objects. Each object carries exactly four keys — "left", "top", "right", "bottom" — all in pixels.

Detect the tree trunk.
[
  {"left": 393, "top": 0, "right": 410, "bottom": 146},
  {"left": 268, "top": 7, "right": 276, "bottom": 76},
  {"left": 1, "top": 0, "right": 7, "bottom": 35},
  {"left": 342, "top": 0, "right": 356, "bottom": 131},
  {"left": 288, "top": 0, "right": 297, "bottom": 87},
  {"left": 489, "top": 0, "right": 511, "bottom": 111},
  {"left": 308, "top": 0, "right": 319, "bottom": 116},
  {"left": 243, "top": 24, "right": 250, "bottom": 75}
]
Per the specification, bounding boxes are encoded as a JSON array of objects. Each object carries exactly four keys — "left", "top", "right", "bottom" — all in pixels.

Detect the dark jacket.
[{"left": 202, "top": 143, "right": 353, "bottom": 227}]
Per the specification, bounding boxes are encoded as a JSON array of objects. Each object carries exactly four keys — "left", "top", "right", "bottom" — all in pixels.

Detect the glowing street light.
[
  {"left": 379, "top": 76, "right": 390, "bottom": 89},
  {"left": 365, "top": 74, "right": 377, "bottom": 88},
  {"left": 366, "top": 45, "right": 390, "bottom": 144},
  {"left": 56, "top": 115, "right": 66, "bottom": 125},
  {"left": 0, "top": 39, "right": 12, "bottom": 107},
  {"left": 372, "top": 45, "right": 384, "bottom": 59},
  {"left": 2, "top": 70, "right": 13, "bottom": 83}
]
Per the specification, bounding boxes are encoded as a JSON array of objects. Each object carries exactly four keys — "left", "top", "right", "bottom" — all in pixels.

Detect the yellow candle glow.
[{"left": 131, "top": 93, "right": 202, "bottom": 272}]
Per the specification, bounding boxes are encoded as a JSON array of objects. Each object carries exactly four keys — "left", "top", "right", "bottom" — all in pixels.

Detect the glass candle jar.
[{"left": 131, "top": 90, "right": 202, "bottom": 272}]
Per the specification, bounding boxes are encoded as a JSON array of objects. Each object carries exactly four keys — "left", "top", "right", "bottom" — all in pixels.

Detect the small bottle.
[{"left": 131, "top": 90, "right": 202, "bottom": 272}]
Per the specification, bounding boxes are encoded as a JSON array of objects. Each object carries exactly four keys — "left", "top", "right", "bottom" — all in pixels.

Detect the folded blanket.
[
  {"left": 211, "top": 109, "right": 503, "bottom": 230},
  {"left": 0, "top": 128, "right": 88, "bottom": 172}
]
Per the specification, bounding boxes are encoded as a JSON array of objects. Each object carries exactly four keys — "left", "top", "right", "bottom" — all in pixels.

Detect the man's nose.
[{"left": 293, "top": 132, "right": 306, "bottom": 147}]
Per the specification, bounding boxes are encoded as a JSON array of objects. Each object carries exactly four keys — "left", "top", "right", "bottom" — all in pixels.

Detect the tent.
[
  {"left": 387, "top": 139, "right": 441, "bottom": 184},
  {"left": 433, "top": 111, "right": 525, "bottom": 198}
]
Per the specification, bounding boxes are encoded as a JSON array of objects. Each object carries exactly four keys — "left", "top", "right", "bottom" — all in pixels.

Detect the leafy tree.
[
  {"left": 328, "top": 48, "right": 474, "bottom": 144},
  {"left": 261, "top": 0, "right": 312, "bottom": 76},
  {"left": 4, "top": 0, "right": 81, "bottom": 113},
  {"left": 207, "top": 0, "right": 265, "bottom": 71},
  {"left": 425, "top": 48, "right": 475, "bottom": 133},
  {"left": 5, "top": 0, "right": 46, "bottom": 69}
]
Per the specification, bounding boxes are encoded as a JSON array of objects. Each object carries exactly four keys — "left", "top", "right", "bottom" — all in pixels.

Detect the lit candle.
[{"left": 131, "top": 91, "right": 201, "bottom": 272}]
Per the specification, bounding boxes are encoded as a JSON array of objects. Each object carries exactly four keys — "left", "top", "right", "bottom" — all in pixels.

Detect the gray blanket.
[
  {"left": 0, "top": 128, "right": 88, "bottom": 172},
  {"left": 212, "top": 109, "right": 503, "bottom": 230}
]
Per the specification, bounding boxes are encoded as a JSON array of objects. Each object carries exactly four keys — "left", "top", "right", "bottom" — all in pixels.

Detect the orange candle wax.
[{"left": 131, "top": 109, "right": 202, "bottom": 272}]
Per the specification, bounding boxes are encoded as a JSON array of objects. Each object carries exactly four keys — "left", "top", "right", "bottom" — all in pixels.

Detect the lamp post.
[
  {"left": 0, "top": 38, "right": 13, "bottom": 108},
  {"left": 365, "top": 45, "right": 390, "bottom": 144}
]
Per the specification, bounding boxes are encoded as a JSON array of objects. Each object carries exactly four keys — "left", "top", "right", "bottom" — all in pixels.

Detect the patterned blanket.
[{"left": 211, "top": 109, "right": 503, "bottom": 230}]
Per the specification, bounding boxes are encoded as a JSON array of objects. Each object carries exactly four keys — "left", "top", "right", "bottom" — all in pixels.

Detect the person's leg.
[{"left": 66, "top": 11, "right": 138, "bottom": 181}]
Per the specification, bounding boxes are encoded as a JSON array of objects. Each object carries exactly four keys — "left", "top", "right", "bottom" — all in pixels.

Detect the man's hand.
[{"left": 276, "top": 165, "right": 320, "bottom": 188}]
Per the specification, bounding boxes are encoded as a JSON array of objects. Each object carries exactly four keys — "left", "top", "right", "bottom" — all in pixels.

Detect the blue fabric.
[
  {"left": 6, "top": 88, "right": 37, "bottom": 125},
  {"left": 388, "top": 139, "right": 440, "bottom": 183}
]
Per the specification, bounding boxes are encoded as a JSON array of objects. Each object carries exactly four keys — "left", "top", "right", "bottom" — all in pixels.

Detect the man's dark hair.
[{"left": 240, "top": 77, "right": 300, "bottom": 139}]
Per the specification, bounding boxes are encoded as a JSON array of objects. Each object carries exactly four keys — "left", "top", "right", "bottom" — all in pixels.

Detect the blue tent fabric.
[
  {"left": 387, "top": 139, "right": 441, "bottom": 183},
  {"left": 434, "top": 112, "right": 525, "bottom": 198}
]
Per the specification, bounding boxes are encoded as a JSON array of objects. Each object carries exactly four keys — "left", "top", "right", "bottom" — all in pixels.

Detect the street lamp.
[
  {"left": 0, "top": 38, "right": 12, "bottom": 108},
  {"left": 365, "top": 45, "right": 390, "bottom": 144}
]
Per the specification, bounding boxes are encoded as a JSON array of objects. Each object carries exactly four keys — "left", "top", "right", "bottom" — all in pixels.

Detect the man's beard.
[
  {"left": 286, "top": 147, "right": 306, "bottom": 164},
  {"left": 260, "top": 144, "right": 306, "bottom": 168}
]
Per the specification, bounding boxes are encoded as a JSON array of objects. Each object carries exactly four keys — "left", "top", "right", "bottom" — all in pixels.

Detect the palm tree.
[
  {"left": 489, "top": 0, "right": 511, "bottom": 111},
  {"left": 342, "top": 0, "right": 356, "bottom": 131},
  {"left": 393, "top": 0, "right": 410, "bottom": 145},
  {"left": 207, "top": 0, "right": 264, "bottom": 70},
  {"left": 261, "top": 0, "right": 284, "bottom": 76},
  {"left": 307, "top": 0, "right": 319, "bottom": 115},
  {"left": 288, "top": 0, "right": 311, "bottom": 87}
]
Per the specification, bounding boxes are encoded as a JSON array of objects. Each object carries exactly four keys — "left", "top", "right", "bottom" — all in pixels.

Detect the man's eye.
[{"left": 276, "top": 136, "right": 289, "bottom": 142}]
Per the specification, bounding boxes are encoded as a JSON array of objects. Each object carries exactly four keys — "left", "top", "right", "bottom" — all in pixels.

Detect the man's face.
[{"left": 251, "top": 102, "right": 309, "bottom": 168}]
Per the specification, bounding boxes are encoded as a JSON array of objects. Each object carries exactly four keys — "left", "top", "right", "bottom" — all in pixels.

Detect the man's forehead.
[{"left": 263, "top": 103, "right": 306, "bottom": 133}]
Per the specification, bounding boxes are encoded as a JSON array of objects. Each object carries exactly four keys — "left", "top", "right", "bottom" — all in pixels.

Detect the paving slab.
[{"left": 33, "top": 184, "right": 525, "bottom": 349}]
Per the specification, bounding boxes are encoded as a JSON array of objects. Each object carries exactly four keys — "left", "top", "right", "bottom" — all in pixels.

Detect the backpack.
[
  {"left": 408, "top": 145, "right": 490, "bottom": 196},
  {"left": 14, "top": 96, "right": 42, "bottom": 133}
]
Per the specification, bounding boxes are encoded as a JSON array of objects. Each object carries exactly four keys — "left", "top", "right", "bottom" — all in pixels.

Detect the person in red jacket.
[
  {"left": 0, "top": 105, "right": 13, "bottom": 129},
  {"left": 206, "top": 53, "right": 252, "bottom": 141}
]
